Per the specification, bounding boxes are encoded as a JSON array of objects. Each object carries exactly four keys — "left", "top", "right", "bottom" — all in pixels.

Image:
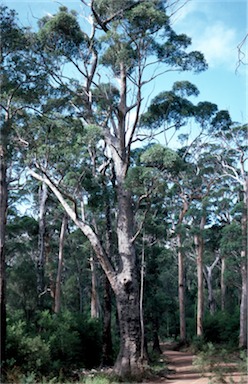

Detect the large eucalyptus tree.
[{"left": 27, "top": 1, "right": 207, "bottom": 377}]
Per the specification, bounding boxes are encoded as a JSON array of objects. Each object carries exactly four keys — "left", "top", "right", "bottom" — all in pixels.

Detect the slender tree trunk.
[
  {"left": 140, "top": 236, "right": 145, "bottom": 360},
  {"left": 203, "top": 254, "right": 219, "bottom": 315},
  {"left": 221, "top": 256, "right": 226, "bottom": 311},
  {"left": 177, "top": 233, "right": 186, "bottom": 342},
  {"left": 37, "top": 181, "right": 48, "bottom": 307},
  {"left": 194, "top": 216, "right": 206, "bottom": 337},
  {"left": 102, "top": 277, "right": 113, "bottom": 366},
  {"left": 54, "top": 214, "right": 68, "bottom": 313},
  {"left": 239, "top": 177, "right": 247, "bottom": 348},
  {"left": 0, "top": 138, "right": 7, "bottom": 379},
  {"left": 152, "top": 319, "right": 162, "bottom": 354},
  {"left": 90, "top": 254, "right": 100, "bottom": 318},
  {"left": 102, "top": 199, "right": 113, "bottom": 366}
]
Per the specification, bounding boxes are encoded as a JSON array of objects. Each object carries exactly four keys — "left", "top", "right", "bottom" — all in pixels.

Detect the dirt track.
[{"left": 147, "top": 345, "right": 248, "bottom": 384}]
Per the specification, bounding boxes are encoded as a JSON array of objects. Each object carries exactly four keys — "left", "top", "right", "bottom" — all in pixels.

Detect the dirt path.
[{"left": 147, "top": 345, "right": 248, "bottom": 384}]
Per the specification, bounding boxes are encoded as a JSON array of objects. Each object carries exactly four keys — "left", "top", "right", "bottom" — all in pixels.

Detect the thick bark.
[
  {"left": 112, "top": 183, "right": 142, "bottom": 377},
  {"left": 54, "top": 214, "right": 68, "bottom": 313},
  {"left": 113, "top": 279, "right": 142, "bottom": 378},
  {"left": 0, "top": 141, "right": 7, "bottom": 379},
  {"left": 37, "top": 181, "right": 48, "bottom": 306},
  {"left": 177, "top": 233, "right": 186, "bottom": 342}
]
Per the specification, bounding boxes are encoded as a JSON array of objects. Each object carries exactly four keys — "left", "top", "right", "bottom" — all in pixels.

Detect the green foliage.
[
  {"left": 203, "top": 311, "right": 239, "bottom": 346},
  {"left": 6, "top": 310, "right": 103, "bottom": 378},
  {"left": 192, "top": 342, "right": 246, "bottom": 384},
  {"left": 6, "top": 319, "right": 51, "bottom": 374},
  {"left": 141, "top": 144, "right": 182, "bottom": 172},
  {"left": 38, "top": 7, "right": 86, "bottom": 56}
]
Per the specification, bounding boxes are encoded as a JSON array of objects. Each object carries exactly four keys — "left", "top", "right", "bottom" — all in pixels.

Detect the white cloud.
[{"left": 192, "top": 22, "right": 237, "bottom": 69}]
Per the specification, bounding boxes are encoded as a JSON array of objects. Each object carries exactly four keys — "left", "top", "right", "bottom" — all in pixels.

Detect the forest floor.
[{"left": 145, "top": 342, "right": 248, "bottom": 384}]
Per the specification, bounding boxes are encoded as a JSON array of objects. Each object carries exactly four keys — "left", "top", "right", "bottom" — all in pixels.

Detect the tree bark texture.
[
  {"left": 90, "top": 255, "right": 100, "bottom": 318},
  {"left": 0, "top": 140, "right": 7, "bottom": 379},
  {"left": 102, "top": 277, "right": 113, "bottom": 366},
  {"left": 113, "top": 280, "right": 142, "bottom": 378},
  {"left": 177, "top": 233, "right": 186, "bottom": 342},
  {"left": 221, "top": 256, "right": 226, "bottom": 311},
  {"left": 194, "top": 216, "right": 206, "bottom": 337},
  {"left": 37, "top": 181, "right": 48, "bottom": 306},
  {"left": 203, "top": 254, "right": 219, "bottom": 315},
  {"left": 239, "top": 176, "right": 247, "bottom": 348},
  {"left": 54, "top": 214, "right": 68, "bottom": 313}
]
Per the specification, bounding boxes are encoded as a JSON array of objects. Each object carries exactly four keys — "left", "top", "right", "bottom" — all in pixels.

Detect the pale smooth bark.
[
  {"left": 176, "top": 195, "right": 189, "bottom": 342},
  {"left": 203, "top": 254, "right": 219, "bottom": 315},
  {"left": 54, "top": 214, "right": 68, "bottom": 313},
  {"left": 221, "top": 256, "right": 226, "bottom": 311},
  {"left": 194, "top": 215, "right": 206, "bottom": 337},
  {"left": 177, "top": 233, "right": 186, "bottom": 342},
  {"left": 37, "top": 181, "right": 48, "bottom": 306},
  {"left": 90, "top": 255, "right": 100, "bottom": 318},
  {"left": 239, "top": 175, "right": 247, "bottom": 348}
]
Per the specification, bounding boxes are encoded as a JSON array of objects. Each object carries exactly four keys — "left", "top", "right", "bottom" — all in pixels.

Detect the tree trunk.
[
  {"left": 102, "top": 277, "right": 113, "bottom": 366},
  {"left": 102, "top": 198, "right": 114, "bottom": 366},
  {"left": 152, "top": 319, "right": 162, "bottom": 354},
  {"left": 177, "top": 233, "right": 186, "bottom": 342},
  {"left": 239, "top": 177, "right": 247, "bottom": 348},
  {"left": 221, "top": 256, "right": 226, "bottom": 311},
  {"left": 194, "top": 216, "right": 206, "bottom": 337},
  {"left": 113, "top": 279, "right": 142, "bottom": 378},
  {"left": 0, "top": 139, "right": 7, "bottom": 379},
  {"left": 54, "top": 214, "right": 68, "bottom": 313},
  {"left": 239, "top": 259, "right": 247, "bottom": 348},
  {"left": 90, "top": 254, "right": 100, "bottom": 318},
  {"left": 203, "top": 254, "right": 219, "bottom": 315},
  {"left": 37, "top": 181, "right": 48, "bottom": 307},
  {"left": 140, "top": 236, "right": 145, "bottom": 360}
]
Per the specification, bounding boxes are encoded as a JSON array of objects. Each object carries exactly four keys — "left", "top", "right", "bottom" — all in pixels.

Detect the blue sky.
[{"left": 5, "top": 0, "right": 247, "bottom": 127}]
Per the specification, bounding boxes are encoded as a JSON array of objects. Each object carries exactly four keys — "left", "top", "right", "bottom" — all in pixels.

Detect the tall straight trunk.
[
  {"left": 90, "top": 254, "right": 100, "bottom": 318},
  {"left": 0, "top": 139, "right": 7, "bottom": 379},
  {"left": 37, "top": 181, "right": 48, "bottom": 306},
  {"left": 239, "top": 177, "right": 247, "bottom": 348},
  {"left": 102, "top": 277, "right": 113, "bottom": 366},
  {"left": 140, "top": 236, "right": 145, "bottom": 360},
  {"left": 102, "top": 199, "right": 113, "bottom": 366},
  {"left": 194, "top": 215, "right": 206, "bottom": 337},
  {"left": 221, "top": 256, "right": 226, "bottom": 311},
  {"left": 54, "top": 214, "right": 68, "bottom": 313},
  {"left": 177, "top": 233, "right": 186, "bottom": 342}
]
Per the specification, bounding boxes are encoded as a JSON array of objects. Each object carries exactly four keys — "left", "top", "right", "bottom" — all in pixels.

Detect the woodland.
[{"left": 0, "top": 1, "right": 247, "bottom": 383}]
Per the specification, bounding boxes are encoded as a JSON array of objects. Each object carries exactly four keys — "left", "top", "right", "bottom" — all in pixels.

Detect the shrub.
[
  {"left": 203, "top": 311, "right": 239, "bottom": 346},
  {"left": 6, "top": 320, "right": 51, "bottom": 374}
]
